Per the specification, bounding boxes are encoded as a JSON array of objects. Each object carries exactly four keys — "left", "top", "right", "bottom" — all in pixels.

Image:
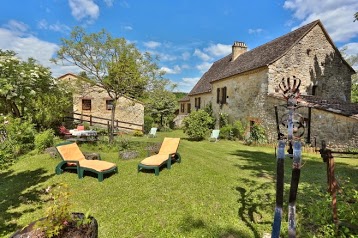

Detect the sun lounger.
[
  {"left": 55, "top": 141, "right": 117, "bottom": 182},
  {"left": 138, "top": 137, "right": 181, "bottom": 176}
]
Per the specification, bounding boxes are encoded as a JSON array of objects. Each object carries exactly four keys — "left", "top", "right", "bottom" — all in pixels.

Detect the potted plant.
[{"left": 11, "top": 183, "right": 98, "bottom": 238}]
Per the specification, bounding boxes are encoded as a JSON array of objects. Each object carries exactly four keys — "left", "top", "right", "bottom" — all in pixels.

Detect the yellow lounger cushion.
[
  {"left": 79, "top": 160, "right": 117, "bottom": 172},
  {"left": 158, "top": 138, "right": 180, "bottom": 154},
  {"left": 140, "top": 154, "right": 170, "bottom": 166},
  {"left": 57, "top": 143, "right": 86, "bottom": 161}
]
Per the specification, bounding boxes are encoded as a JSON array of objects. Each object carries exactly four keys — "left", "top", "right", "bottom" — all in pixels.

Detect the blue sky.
[{"left": 1, "top": 0, "right": 357, "bottom": 92}]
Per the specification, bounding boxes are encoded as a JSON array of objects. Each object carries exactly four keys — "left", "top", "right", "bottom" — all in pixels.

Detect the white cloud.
[
  {"left": 160, "top": 65, "right": 181, "bottom": 74},
  {"left": 181, "top": 51, "right": 191, "bottom": 60},
  {"left": 143, "top": 41, "right": 161, "bottom": 49},
  {"left": 37, "top": 20, "right": 71, "bottom": 34},
  {"left": 193, "top": 49, "right": 211, "bottom": 61},
  {"left": 176, "top": 77, "right": 200, "bottom": 92},
  {"left": 119, "top": 0, "right": 130, "bottom": 8},
  {"left": 196, "top": 62, "right": 213, "bottom": 73},
  {"left": 284, "top": 0, "right": 358, "bottom": 42},
  {"left": 123, "top": 25, "right": 133, "bottom": 31},
  {"left": 68, "top": 0, "right": 100, "bottom": 22},
  {"left": 341, "top": 42, "right": 358, "bottom": 55},
  {"left": 3, "top": 20, "right": 29, "bottom": 36},
  {"left": 0, "top": 24, "right": 80, "bottom": 77},
  {"left": 248, "top": 28, "right": 263, "bottom": 34},
  {"left": 204, "top": 43, "right": 231, "bottom": 57},
  {"left": 103, "top": 0, "right": 114, "bottom": 7}
]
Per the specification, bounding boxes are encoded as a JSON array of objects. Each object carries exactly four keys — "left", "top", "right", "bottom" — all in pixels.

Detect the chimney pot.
[{"left": 232, "top": 41, "right": 247, "bottom": 61}]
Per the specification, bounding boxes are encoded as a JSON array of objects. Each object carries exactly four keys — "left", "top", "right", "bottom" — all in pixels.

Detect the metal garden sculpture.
[{"left": 272, "top": 76, "right": 305, "bottom": 238}]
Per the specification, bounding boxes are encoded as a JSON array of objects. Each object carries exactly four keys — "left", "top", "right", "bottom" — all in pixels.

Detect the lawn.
[{"left": 0, "top": 130, "right": 357, "bottom": 237}]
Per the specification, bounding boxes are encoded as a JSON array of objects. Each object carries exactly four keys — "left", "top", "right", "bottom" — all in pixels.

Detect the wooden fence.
[{"left": 64, "top": 112, "right": 143, "bottom": 132}]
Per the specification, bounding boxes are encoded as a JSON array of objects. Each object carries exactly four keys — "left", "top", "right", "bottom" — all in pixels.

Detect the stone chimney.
[{"left": 231, "top": 41, "right": 247, "bottom": 61}]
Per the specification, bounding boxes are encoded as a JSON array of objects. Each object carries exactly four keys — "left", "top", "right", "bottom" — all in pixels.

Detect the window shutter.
[
  {"left": 222, "top": 87, "right": 227, "bottom": 104},
  {"left": 217, "top": 88, "right": 220, "bottom": 104}
]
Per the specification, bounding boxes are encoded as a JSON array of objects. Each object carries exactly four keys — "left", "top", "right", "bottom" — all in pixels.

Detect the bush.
[
  {"left": 232, "top": 120, "right": 246, "bottom": 140},
  {"left": 244, "top": 124, "right": 267, "bottom": 145},
  {"left": 144, "top": 115, "right": 154, "bottom": 134},
  {"left": 183, "top": 110, "right": 214, "bottom": 140},
  {"left": 0, "top": 116, "right": 36, "bottom": 168},
  {"left": 220, "top": 125, "right": 235, "bottom": 140},
  {"left": 132, "top": 130, "right": 144, "bottom": 137},
  {"left": 219, "top": 112, "right": 229, "bottom": 128},
  {"left": 35, "top": 129, "right": 55, "bottom": 152},
  {"left": 1, "top": 116, "right": 36, "bottom": 152}
]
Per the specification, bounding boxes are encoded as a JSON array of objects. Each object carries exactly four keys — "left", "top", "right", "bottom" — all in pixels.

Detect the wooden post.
[
  {"left": 90, "top": 115, "right": 93, "bottom": 126},
  {"left": 328, "top": 152, "right": 338, "bottom": 224}
]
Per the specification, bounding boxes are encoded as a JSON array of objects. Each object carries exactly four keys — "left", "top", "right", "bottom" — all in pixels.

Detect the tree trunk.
[{"left": 109, "top": 100, "right": 116, "bottom": 143}]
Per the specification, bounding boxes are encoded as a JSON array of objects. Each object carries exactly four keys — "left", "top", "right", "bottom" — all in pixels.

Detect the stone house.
[
  {"left": 182, "top": 20, "right": 357, "bottom": 148},
  {"left": 58, "top": 73, "right": 144, "bottom": 132}
]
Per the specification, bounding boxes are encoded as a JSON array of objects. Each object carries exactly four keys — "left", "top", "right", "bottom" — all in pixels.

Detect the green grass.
[{"left": 0, "top": 130, "right": 357, "bottom": 237}]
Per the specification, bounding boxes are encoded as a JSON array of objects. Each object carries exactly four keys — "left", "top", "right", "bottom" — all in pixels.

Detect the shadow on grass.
[
  {"left": 231, "top": 147, "right": 358, "bottom": 237},
  {"left": 231, "top": 149, "right": 276, "bottom": 180},
  {"left": 178, "top": 215, "right": 252, "bottom": 238},
  {"left": 0, "top": 168, "right": 53, "bottom": 236},
  {"left": 236, "top": 179, "right": 274, "bottom": 238}
]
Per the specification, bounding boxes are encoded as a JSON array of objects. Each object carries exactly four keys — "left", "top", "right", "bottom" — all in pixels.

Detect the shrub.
[
  {"left": 244, "top": 123, "right": 267, "bottom": 145},
  {"left": 0, "top": 116, "right": 36, "bottom": 168},
  {"left": 133, "top": 130, "right": 144, "bottom": 137},
  {"left": 183, "top": 110, "right": 214, "bottom": 140},
  {"left": 203, "top": 102, "right": 216, "bottom": 129},
  {"left": 144, "top": 115, "right": 154, "bottom": 134},
  {"left": 35, "top": 129, "right": 55, "bottom": 152},
  {"left": 4, "top": 117, "right": 36, "bottom": 153},
  {"left": 232, "top": 120, "right": 246, "bottom": 140},
  {"left": 219, "top": 112, "right": 229, "bottom": 128},
  {"left": 220, "top": 125, "right": 235, "bottom": 140}
]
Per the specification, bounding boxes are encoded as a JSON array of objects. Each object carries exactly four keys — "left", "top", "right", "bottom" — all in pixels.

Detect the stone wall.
[
  {"left": 265, "top": 97, "right": 358, "bottom": 148},
  {"left": 211, "top": 68, "right": 270, "bottom": 127},
  {"left": 60, "top": 74, "right": 144, "bottom": 131},
  {"left": 188, "top": 92, "right": 213, "bottom": 112},
  {"left": 268, "top": 24, "right": 353, "bottom": 102}
]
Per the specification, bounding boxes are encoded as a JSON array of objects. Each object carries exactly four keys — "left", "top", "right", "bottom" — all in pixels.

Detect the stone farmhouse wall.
[
  {"left": 265, "top": 97, "right": 358, "bottom": 148},
  {"left": 268, "top": 24, "right": 352, "bottom": 101},
  {"left": 211, "top": 68, "right": 270, "bottom": 128},
  {"left": 60, "top": 74, "right": 144, "bottom": 131}
]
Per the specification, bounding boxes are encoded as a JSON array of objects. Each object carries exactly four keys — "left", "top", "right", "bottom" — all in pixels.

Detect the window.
[
  {"left": 217, "top": 86, "right": 227, "bottom": 104},
  {"left": 194, "top": 97, "right": 201, "bottom": 109},
  {"left": 82, "top": 99, "right": 91, "bottom": 110},
  {"left": 180, "top": 103, "right": 185, "bottom": 113},
  {"left": 187, "top": 103, "right": 191, "bottom": 113},
  {"left": 106, "top": 100, "right": 114, "bottom": 110},
  {"left": 312, "top": 85, "right": 318, "bottom": 95}
]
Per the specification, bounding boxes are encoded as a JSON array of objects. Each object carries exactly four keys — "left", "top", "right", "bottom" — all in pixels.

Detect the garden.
[{"left": 0, "top": 127, "right": 357, "bottom": 238}]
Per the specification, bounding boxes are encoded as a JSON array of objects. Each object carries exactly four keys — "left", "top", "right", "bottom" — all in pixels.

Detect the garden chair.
[
  {"left": 59, "top": 126, "right": 72, "bottom": 138},
  {"left": 148, "top": 127, "right": 157, "bottom": 138},
  {"left": 138, "top": 137, "right": 181, "bottom": 176},
  {"left": 55, "top": 141, "right": 117, "bottom": 182},
  {"left": 209, "top": 129, "right": 220, "bottom": 142}
]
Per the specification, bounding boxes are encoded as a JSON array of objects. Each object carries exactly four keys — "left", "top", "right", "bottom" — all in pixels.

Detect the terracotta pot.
[{"left": 10, "top": 212, "right": 98, "bottom": 238}]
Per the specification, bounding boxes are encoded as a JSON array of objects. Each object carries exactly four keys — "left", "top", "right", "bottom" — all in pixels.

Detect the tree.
[
  {"left": 145, "top": 79, "right": 177, "bottom": 128},
  {"left": 52, "top": 27, "right": 161, "bottom": 142},
  {"left": 341, "top": 48, "right": 358, "bottom": 103},
  {"left": 0, "top": 49, "right": 70, "bottom": 128},
  {"left": 354, "top": 12, "right": 358, "bottom": 22}
]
